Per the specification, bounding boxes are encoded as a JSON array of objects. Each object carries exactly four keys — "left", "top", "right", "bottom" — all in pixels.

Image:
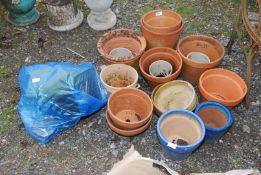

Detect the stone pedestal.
[{"left": 84, "top": 0, "right": 116, "bottom": 31}]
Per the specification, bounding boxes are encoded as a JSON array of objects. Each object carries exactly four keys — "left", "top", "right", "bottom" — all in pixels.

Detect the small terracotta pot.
[
  {"left": 106, "top": 110, "right": 152, "bottom": 136},
  {"left": 100, "top": 64, "right": 139, "bottom": 93},
  {"left": 142, "top": 10, "right": 182, "bottom": 33},
  {"left": 177, "top": 35, "right": 225, "bottom": 85},
  {"left": 139, "top": 47, "right": 182, "bottom": 89},
  {"left": 107, "top": 88, "right": 153, "bottom": 129},
  {"left": 153, "top": 80, "right": 198, "bottom": 114},
  {"left": 199, "top": 68, "right": 247, "bottom": 108},
  {"left": 97, "top": 29, "right": 146, "bottom": 68},
  {"left": 141, "top": 19, "right": 184, "bottom": 49}
]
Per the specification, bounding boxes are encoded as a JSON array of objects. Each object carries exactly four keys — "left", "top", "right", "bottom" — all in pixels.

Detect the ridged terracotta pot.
[
  {"left": 141, "top": 19, "right": 184, "bottom": 49},
  {"left": 106, "top": 110, "right": 152, "bottom": 136},
  {"left": 177, "top": 35, "right": 225, "bottom": 85},
  {"left": 199, "top": 68, "right": 247, "bottom": 108},
  {"left": 97, "top": 29, "right": 146, "bottom": 68},
  {"left": 107, "top": 88, "right": 153, "bottom": 129},
  {"left": 139, "top": 47, "right": 182, "bottom": 89},
  {"left": 142, "top": 10, "right": 182, "bottom": 33},
  {"left": 100, "top": 64, "right": 139, "bottom": 93}
]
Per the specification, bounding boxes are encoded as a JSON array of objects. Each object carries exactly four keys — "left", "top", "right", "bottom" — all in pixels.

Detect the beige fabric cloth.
[{"left": 106, "top": 146, "right": 260, "bottom": 175}]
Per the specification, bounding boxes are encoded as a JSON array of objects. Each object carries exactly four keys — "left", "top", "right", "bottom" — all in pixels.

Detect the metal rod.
[{"left": 66, "top": 48, "right": 85, "bottom": 58}]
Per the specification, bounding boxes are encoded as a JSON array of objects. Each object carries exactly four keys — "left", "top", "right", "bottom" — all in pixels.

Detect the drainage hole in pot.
[
  {"left": 172, "top": 138, "right": 189, "bottom": 146},
  {"left": 125, "top": 118, "right": 131, "bottom": 122}
]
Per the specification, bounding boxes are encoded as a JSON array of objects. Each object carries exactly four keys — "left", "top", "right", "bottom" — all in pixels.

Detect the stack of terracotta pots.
[
  {"left": 106, "top": 88, "right": 153, "bottom": 136},
  {"left": 141, "top": 10, "right": 184, "bottom": 49}
]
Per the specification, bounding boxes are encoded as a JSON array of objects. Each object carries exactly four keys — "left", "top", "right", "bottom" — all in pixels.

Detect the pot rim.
[
  {"left": 97, "top": 29, "right": 146, "bottom": 62},
  {"left": 199, "top": 68, "right": 248, "bottom": 104},
  {"left": 100, "top": 64, "right": 139, "bottom": 90},
  {"left": 151, "top": 84, "right": 163, "bottom": 116},
  {"left": 176, "top": 35, "right": 225, "bottom": 68},
  {"left": 107, "top": 88, "right": 153, "bottom": 126},
  {"left": 154, "top": 80, "right": 197, "bottom": 111},
  {"left": 141, "top": 18, "right": 184, "bottom": 36},
  {"left": 106, "top": 109, "right": 152, "bottom": 136},
  {"left": 139, "top": 47, "right": 183, "bottom": 81},
  {"left": 142, "top": 9, "right": 182, "bottom": 31},
  {"left": 195, "top": 101, "right": 234, "bottom": 131},
  {"left": 156, "top": 109, "right": 206, "bottom": 149}
]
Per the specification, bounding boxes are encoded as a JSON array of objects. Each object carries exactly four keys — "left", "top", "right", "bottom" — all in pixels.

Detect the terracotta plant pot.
[
  {"left": 195, "top": 101, "right": 234, "bottom": 141},
  {"left": 106, "top": 110, "right": 152, "bottom": 136},
  {"left": 153, "top": 80, "right": 198, "bottom": 115},
  {"left": 177, "top": 35, "right": 225, "bottom": 85},
  {"left": 199, "top": 68, "right": 247, "bottom": 108},
  {"left": 142, "top": 10, "right": 182, "bottom": 33},
  {"left": 139, "top": 47, "right": 182, "bottom": 89},
  {"left": 97, "top": 29, "right": 146, "bottom": 68},
  {"left": 107, "top": 88, "right": 153, "bottom": 129},
  {"left": 157, "top": 109, "right": 205, "bottom": 160},
  {"left": 100, "top": 64, "right": 139, "bottom": 93},
  {"left": 141, "top": 18, "right": 184, "bottom": 49}
]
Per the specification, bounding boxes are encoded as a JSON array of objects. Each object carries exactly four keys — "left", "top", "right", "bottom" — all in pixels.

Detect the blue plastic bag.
[{"left": 18, "top": 62, "right": 109, "bottom": 144}]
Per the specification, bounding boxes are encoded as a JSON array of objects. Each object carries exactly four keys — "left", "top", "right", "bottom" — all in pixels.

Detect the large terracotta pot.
[
  {"left": 141, "top": 18, "right": 184, "bottom": 49},
  {"left": 107, "top": 88, "right": 153, "bottom": 130},
  {"left": 97, "top": 29, "right": 146, "bottom": 68},
  {"left": 139, "top": 47, "right": 182, "bottom": 89},
  {"left": 199, "top": 68, "right": 247, "bottom": 108},
  {"left": 142, "top": 10, "right": 182, "bottom": 33},
  {"left": 177, "top": 35, "right": 225, "bottom": 85}
]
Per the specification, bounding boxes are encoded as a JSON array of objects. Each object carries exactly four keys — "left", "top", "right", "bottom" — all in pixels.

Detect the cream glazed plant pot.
[{"left": 84, "top": 0, "right": 117, "bottom": 31}]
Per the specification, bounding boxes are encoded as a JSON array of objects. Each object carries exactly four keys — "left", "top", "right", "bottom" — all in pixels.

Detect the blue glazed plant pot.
[
  {"left": 195, "top": 101, "right": 234, "bottom": 141},
  {"left": 1, "top": 0, "right": 40, "bottom": 26},
  {"left": 156, "top": 109, "right": 205, "bottom": 160}
]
